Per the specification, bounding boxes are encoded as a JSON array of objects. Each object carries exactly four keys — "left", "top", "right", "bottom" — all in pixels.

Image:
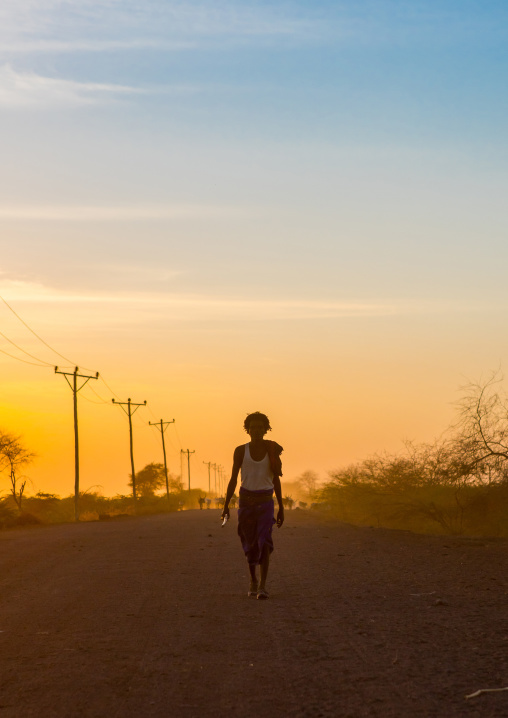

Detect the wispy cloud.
[
  {"left": 98, "top": 265, "right": 186, "bottom": 282},
  {"left": 1, "top": 39, "right": 195, "bottom": 54},
  {"left": 0, "top": 202, "right": 245, "bottom": 220},
  {"left": 0, "top": 64, "right": 144, "bottom": 107},
  {"left": 0, "top": 278, "right": 398, "bottom": 322},
  {"left": 1, "top": 0, "right": 505, "bottom": 62},
  {"left": 0, "top": 0, "right": 317, "bottom": 57}
]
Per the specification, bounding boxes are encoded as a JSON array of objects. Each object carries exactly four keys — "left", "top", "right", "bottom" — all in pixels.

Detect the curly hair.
[{"left": 244, "top": 411, "right": 272, "bottom": 434}]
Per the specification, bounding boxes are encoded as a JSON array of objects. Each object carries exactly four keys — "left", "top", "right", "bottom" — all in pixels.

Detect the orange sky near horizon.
[{"left": 1, "top": 290, "right": 505, "bottom": 498}]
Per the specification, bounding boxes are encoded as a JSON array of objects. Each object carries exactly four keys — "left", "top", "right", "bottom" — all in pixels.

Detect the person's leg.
[
  {"left": 239, "top": 505, "right": 259, "bottom": 595},
  {"left": 258, "top": 545, "right": 270, "bottom": 592},
  {"left": 248, "top": 562, "right": 258, "bottom": 596}
]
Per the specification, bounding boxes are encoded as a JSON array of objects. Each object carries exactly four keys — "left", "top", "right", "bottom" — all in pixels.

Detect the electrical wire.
[
  {"left": 98, "top": 375, "right": 121, "bottom": 400},
  {"left": 87, "top": 384, "right": 111, "bottom": 403},
  {"left": 0, "top": 329, "right": 56, "bottom": 366},
  {"left": 164, "top": 432, "right": 180, "bottom": 454},
  {"left": 147, "top": 404, "right": 161, "bottom": 422},
  {"left": 0, "top": 346, "right": 50, "bottom": 367},
  {"left": 82, "top": 384, "right": 111, "bottom": 405},
  {"left": 151, "top": 422, "right": 180, "bottom": 459},
  {"left": 78, "top": 392, "right": 109, "bottom": 406},
  {"left": 173, "top": 423, "right": 183, "bottom": 451},
  {"left": 0, "top": 294, "right": 86, "bottom": 367},
  {"left": 133, "top": 410, "right": 166, "bottom": 455},
  {"left": 111, "top": 402, "right": 130, "bottom": 423},
  {"left": 146, "top": 408, "right": 179, "bottom": 453},
  {"left": 134, "top": 412, "right": 163, "bottom": 451},
  {"left": 0, "top": 295, "right": 194, "bottom": 483}
]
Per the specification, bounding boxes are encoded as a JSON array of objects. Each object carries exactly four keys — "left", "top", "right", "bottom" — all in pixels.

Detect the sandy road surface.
[{"left": 1, "top": 509, "right": 508, "bottom": 717}]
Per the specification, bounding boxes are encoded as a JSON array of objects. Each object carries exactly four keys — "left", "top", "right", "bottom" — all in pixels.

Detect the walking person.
[{"left": 221, "top": 412, "right": 284, "bottom": 600}]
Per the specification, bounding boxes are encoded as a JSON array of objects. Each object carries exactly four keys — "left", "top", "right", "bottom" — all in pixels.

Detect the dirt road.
[{"left": 1, "top": 509, "right": 507, "bottom": 717}]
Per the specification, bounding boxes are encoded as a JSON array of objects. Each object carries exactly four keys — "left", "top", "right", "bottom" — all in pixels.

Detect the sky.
[{"left": 1, "top": 0, "right": 508, "bottom": 497}]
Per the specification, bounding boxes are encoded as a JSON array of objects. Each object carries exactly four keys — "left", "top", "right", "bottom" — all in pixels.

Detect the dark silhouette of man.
[{"left": 221, "top": 412, "right": 284, "bottom": 600}]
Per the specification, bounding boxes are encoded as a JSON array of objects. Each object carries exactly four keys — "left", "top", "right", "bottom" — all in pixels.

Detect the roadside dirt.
[{"left": 0, "top": 509, "right": 507, "bottom": 717}]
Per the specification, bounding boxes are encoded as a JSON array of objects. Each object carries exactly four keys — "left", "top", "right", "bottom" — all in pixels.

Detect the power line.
[
  {"left": 164, "top": 430, "right": 180, "bottom": 455},
  {"left": 147, "top": 404, "right": 160, "bottom": 422},
  {"left": 132, "top": 411, "right": 163, "bottom": 451},
  {"left": 0, "top": 346, "right": 49, "bottom": 367},
  {"left": 144, "top": 413, "right": 182, "bottom": 454},
  {"left": 139, "top": 408, "right": 179, "bottom": 453},
  {"left": 78, "top": 392, "right": 108, "bottom": 406},
  {"left": 0, "top": 294, "right": 87, "bottom": 368},
  {"left": 136, "top": 415, "right": 175, "bottom": 455},
  {"left": 0, "top": 329, "right": 55, "bottom": 366},
  {"left": 98, "top": 375, "right": 121, "bottom": 400},
  {"left": 174, "top": 423, "right": 183, "bottom": 451},
  {"left": 85, "top": 383, "right": 111, "bottom": 404}
]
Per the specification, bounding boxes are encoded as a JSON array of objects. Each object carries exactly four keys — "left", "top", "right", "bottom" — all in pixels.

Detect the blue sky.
[{"left": 1, "top": 1, "right": 507, "bottom": 305}]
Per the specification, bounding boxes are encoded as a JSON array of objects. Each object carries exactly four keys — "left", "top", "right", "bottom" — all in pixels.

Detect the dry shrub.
[
  {"left": 0, "top": 489, "right": 182, "bottom": 529},
  {"left": 320, "top": 445, "right": 508, "bottom": 537},
  {"left": 79, "top": 511, "right": 99, "bottom": 522},
  {"left": 11, "top": 512, "right": 42, "bottom": 527}
]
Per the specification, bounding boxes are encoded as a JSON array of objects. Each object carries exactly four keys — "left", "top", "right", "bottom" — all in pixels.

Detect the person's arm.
[
  {"left": 221, "top": 446, "right": 243, "bottom": 519},
  {"left": 273, "top": 475, "right": 284, "bottom": 527}
]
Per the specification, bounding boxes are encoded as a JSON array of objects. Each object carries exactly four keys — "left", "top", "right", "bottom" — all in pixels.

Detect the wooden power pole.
[
  {"left": 112, "top": 397, "right": 146, "bottom": 501},
  {"left": 55, "top": 366, "right": 99, "bottom": 522},
  {"left": 203, "top": 461, "right": 212, "bottom": 493},
  {"left": 181, "top": 449, "right": 195, "bottom": 491},
  {"left": 149, "top": 418, "right": 175, "bottom": 500},
  {"left": 217, "top": 465, "right": 224, "bottom": 496}
]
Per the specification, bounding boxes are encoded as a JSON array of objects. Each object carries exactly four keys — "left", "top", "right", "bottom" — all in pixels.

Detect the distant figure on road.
[
  {"left": 221, "top": 412, "right": 284, "bottom": 600},
  {"left": 198, "top": 496, "right": 206, "bottom": 510}
]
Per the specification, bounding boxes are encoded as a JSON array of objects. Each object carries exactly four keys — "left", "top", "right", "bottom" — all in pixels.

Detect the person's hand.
[
  {"left": 276, "top": 507, "right": 284, "bottom": 528},
  {"left": 221, "top": 506, "right": 230, "bottom": 520}
]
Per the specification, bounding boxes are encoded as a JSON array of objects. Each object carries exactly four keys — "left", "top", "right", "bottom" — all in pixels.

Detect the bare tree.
[
  {"left": 296, "top": 470, "right": 320, "bottom": 500},
  {"left": 454, "top": 371, "right": 508, "bottom": 481},
  {"left": 0, "top": 431, "right": 35, "bottom": 511}
]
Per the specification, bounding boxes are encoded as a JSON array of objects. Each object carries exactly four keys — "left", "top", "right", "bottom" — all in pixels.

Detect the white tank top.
[{"left": 240, "top": 443, "right": 274, "bottom": 491}]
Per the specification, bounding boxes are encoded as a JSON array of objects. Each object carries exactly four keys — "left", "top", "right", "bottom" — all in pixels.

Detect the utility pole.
[
  {"left": 55, "top": 366, "right": 99, "bottom": 522},
  {"left": 218, "top": 465, "right": 224, "bottom": 495},
  {"left": 212, "top": 463, "right": 218, "bottom": 494},
  {"left": 203, "top": 461, "right": 212, "bottom": 493},
  {"left": 112, "top": 398, "right": 147, "bottom": 501},
  {"left": 181, "top": 449, "right": 195, "bottom": 491},
  {"left": 149, "top": 419, "right": 175, "bottom": 500}
]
